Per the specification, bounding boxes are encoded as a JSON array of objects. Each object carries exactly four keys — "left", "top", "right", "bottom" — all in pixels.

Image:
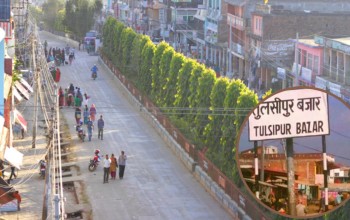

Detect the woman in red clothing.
[
  {"left": 58, "top": 87, "right": 64, "bottom": 107},
  {"left": 55, "top": 67, "right": 61, "bottom": 82},
  {"left": 89, "top": 104, "right": 97, "bottom": 121}
]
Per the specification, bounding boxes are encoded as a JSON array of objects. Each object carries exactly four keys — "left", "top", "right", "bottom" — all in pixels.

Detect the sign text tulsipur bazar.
[{"left": 248, "top": 88, "right": 330, "bottom": 141}]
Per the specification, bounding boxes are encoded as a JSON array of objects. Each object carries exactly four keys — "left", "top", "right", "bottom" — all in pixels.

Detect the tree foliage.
[
  {"left": 157, "top": 47, "right": 175, "bottom": 106},
  {"left": 64, "top": 0, "right": 102, "bottom": 38},
  {"left": 131, "top": 35, "right": 151, "bottom": 78},
  {"left": 42, "top": 0, "right": 64, "bottom": 30},
  {"left": 139, "top": 42, "right": 156, "bottom": 95},
  {"left": 204, "top": 77, "right": 229, "bottom": 168},
  {"left": 163, "top": 53, "right": 185, "bottom": 107},
  {"left": 121, "top": 28, "right": 137, "bottom": 75},
  {"left": 174, "top": 59, "right": 196, "bottom": 117},
  {"left": 193, "top": 69, "right": 216, "bottom": 139},
  {"left": 187, "top": 63, "right": 206, "bottom": 122},
  {"left": 151, "top": 42, "right": 168, "bottom": 100}
]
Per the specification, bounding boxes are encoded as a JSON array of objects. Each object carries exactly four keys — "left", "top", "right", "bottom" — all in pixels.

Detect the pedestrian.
[
  {"left": 87, "top": 117, "right": 94, "bottom": 141},
  {"left": 89, "top": 104, "right": 97, "bottom": 121},
  {"left": 74, "top": 95, "right": 82, "bottom": 107},
  {"left": 83, "top": 105, "right": 89, "bottom": 125},
  {"left": 110, "top": 154, "right": 118, "bottom": 180},
  {"left": 12, "top": 191, "right": 22, "bottom": 211},
  {"left": 103, "top": 154, "right": 111, "bottom": 183},
  {"left": 58, "top": 86, "right": 64, "bottom": 107},
  {"left": 118, "top": 151, "right": 127, "bottom": 179},
  {"left": 8, "top": 165, "right": 17, "bottom": 184},
  {"left": 296, "top": 200, "right": 306, "bottom": 216},
  {"left": 83, "top": 93, "right": 90, "bottom": 106},
  {"left": 97, "top": 115, "right": 104, "bottom": 140},
  {"left": 74, "top": 107, "right": 82, "bottom": 124}
]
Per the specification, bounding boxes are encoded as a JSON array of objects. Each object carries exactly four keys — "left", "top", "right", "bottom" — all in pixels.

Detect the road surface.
[{"left": 40, "top": 31, "right": 232, "bottom": 220}]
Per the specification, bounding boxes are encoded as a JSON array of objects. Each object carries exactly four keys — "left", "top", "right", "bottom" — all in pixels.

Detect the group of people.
[
  {"left": 44, "top": 41, "right": 75, "bottom": 66},
  {"left": 102, "top": 151, "right": 127, "bottom": 183}
]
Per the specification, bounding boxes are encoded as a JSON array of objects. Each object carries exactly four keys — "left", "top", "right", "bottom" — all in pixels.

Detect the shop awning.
[
  {"left": 14, "top": 109, "right": 27, "bottom": 132},
  {"left": 19, "top": 78, "right": 33, "bottom": 93},
  {"left": 13, "top": 88, "right": 23, "bottom": 102},
  {"left": 14, "top": 81, "right": 30, "bottom": 100},
  {"left": 4, "top": 74, "right": 12, "bottom": 99},
  {"left": 4, "top": 146, "right": 23, "bottom": 170}
]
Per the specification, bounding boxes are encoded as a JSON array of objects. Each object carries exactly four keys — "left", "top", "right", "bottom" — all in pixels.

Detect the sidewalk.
[{"left": 0, "top": 100, "right": 48, "bottom": 219}]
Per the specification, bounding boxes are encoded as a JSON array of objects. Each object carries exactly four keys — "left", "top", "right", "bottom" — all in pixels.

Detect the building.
[
  {"left": 247, "top": 4, "right": 350, "bottom": 93},
  {"left": 313, "top": 36, "right": 350, "bottom": 104}
]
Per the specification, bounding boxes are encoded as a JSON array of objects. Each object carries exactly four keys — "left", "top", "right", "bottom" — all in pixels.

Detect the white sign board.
[{"left": 248, "top": 88, "right": 329, "bottom": 141}]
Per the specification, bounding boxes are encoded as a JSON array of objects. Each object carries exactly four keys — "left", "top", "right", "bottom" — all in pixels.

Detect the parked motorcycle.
[
  {"left": 39, "top": 160, "right": 46, "bottom": 179},
  {"left": 75, "top": 124, "right": 86, "bottom": 142}
]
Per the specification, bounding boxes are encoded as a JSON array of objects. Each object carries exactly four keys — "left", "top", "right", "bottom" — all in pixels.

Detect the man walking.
[
  {"left": 8, "top": 165, "right": 17, "bottom": 184},
  {"left": 87, "top": 117, "right": 94, "bottom": 141},
  {"left": 103, "top": 154, "right": 111, "bottom": 183},
  {"left": 118, "top": 151, "right": 127, "bottom": 179},
  {"left": 97, "top": 115, "right": 104, "bottom": 140}
]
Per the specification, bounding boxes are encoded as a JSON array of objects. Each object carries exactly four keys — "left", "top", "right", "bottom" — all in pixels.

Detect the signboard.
[
  {"left": 301, "top": 67, "right": 312, "bottom": 82},
  {"left": 262, "top": 40, "right": 294, "bottom": 58},
  {"left": 277, "top": 67, "right": 286, "bottom": 80},
  {"left": 0, "top": 0, "right": 10, "bottom": 21},
  {"left": 248, "top": 88, "right": 329, "bottom": 141}
]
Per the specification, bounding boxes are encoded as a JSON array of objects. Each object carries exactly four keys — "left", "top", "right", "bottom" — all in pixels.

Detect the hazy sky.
[{"left": 238, "top": 93, "right": 350, "bottom": 166}]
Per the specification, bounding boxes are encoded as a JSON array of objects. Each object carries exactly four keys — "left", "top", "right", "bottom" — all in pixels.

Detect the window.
[
  {"left": 307, "top": 53, "right": 313, "bottom": 69},
  {"left": 313, "top": 56, "right": 319, "bottom": 74},
  {"left": 335, "top": 173, "right": 340, "bottom": 177}
]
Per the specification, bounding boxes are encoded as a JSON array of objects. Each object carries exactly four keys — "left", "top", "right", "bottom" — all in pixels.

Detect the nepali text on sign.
[{"left": 248, "top": 88, "right": 329, "bottom": 141}]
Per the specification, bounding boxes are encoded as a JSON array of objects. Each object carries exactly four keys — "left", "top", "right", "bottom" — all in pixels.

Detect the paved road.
[{"left": 40, "top": 31, "right": 232, "bottom": 220}]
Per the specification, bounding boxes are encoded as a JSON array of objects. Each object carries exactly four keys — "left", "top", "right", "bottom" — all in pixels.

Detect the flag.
[{"left": 14, "top": 109, "right": 27, "bottom": 132}]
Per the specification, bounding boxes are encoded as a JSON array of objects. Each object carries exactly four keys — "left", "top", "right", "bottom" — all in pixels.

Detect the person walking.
[
  {"left": 103, "top": 154, "right": 111, "bottom": 183},
  {"left": 110, "top": 154, "right": 118, "bottom": 180},
  {"left": 74, "top": 107, "right": 82, "bottom": 124},
  {"left": 8, "top": 165, "right": 17, "bottom": 184},
  {"left": 118, "top": 151, "right": 127, "bottom": 179},
  {"left": 87, "top": 117, "right": 94, "bottom": 141},
  {"left": 83, "top": 105, "right": 89, "bottom": 125},
  {"left": 12, "top": 191, "right": 22, "bottom": 211},
  {"left": 296, "top": 200, "right": 307, "bottom": 216},
  {"left": 97, "top": 115, "right": 104, "bottom": 140},
  {"left": 89, "top": 104, "right": 97, "bottom": 121}
]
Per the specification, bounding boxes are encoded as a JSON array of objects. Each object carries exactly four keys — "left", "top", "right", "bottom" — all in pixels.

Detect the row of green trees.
[
  {"left": 30, "top": 0, "right": 102, "bottom": 39},
  {"left": 102, "top": 17, "right": 259, "bottom": 182},
  {"left": 101, "top": 17, "right": 350, "bottom": 220}
]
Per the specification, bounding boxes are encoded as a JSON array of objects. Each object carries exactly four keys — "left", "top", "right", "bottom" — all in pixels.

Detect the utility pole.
[
  {"left": 294, "top": 32, "right": 299, "bottom": 86},
  {"left": 260, "top": 141, "right": 264, "bottom": 182},
  {"left": 322, "top": 135, "right": 328, "bottom": 212},
  {"left": 286, "top": 138, "right": 296, "bottom": 215},
  {"left": 254, "top": 141, "right": 259, "bottom": 198},
  {"left": 32, "top": 35, "right": 38, "bottom": 148}
]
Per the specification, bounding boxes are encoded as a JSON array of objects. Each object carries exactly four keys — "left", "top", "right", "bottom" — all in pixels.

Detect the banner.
[{"left": 14, "top": 109, "right": 27, "bottom": 132}]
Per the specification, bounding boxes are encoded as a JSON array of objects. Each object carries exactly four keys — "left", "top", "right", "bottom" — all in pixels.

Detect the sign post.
[{"left": 248, "top": 87, "right": 330, "bottom": 215}]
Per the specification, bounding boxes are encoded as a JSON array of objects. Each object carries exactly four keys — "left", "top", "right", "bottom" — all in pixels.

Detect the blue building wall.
[{"left": 0, "top": 28, "right": 5, "bottom": 116}]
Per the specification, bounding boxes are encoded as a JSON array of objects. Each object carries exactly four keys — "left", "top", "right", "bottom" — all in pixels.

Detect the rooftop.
[
  {"left": 333, "top": 37, "right": 350, "bottom": 46},
  {"left": 298, "top": 39, "right": 321, "bottom": 47}
]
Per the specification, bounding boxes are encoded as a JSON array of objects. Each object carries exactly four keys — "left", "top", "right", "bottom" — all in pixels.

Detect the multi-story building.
[
  {"left": 247, "top": 3, "right": 350, "bottom": 93},
  {"left": 313, "top": 36, "right": 350, "bottom": 103},
  {"left": 203, "top": 0, "right": 227, "bottom": 76}
]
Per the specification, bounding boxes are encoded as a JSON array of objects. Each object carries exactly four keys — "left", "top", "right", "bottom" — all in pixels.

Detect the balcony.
[
  {"left": 227, "top": 14, "right": 245, "bottom": 31},
  {"left": 228, "top": 41, "right": 244, "bottom": 58}
]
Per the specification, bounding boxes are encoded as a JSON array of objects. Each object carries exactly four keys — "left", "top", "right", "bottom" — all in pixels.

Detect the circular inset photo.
[{"left": 237, "top": 86, "right": 350, "bottom": 218}]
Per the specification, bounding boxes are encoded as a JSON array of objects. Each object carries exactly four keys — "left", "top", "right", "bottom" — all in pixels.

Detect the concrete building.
[
  {"left": 313, "top": 36, "right": 350, "bottom": 103},
  {"left": 203, "top": 0, "right": 227, "bottom": 76},
  {"left": 247, "top": 4, "right": 350, "bottom": 93}
]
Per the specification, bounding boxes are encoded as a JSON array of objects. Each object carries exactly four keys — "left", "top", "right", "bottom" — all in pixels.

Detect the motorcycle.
[
  {"left": 89, "top": 150, "right": 101, "bottom": 172},
  {"left": 88, "top": 159, "right": 98, "bottom": 172},
  {"left": 39, "top": 160, "right": 46, "bottom": 179},
  {"left": 92, "top": 72, "right": 97, "bottom": 80},
  {"left": 75, "top": 124, "right": 86, "bottom": 142}
]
